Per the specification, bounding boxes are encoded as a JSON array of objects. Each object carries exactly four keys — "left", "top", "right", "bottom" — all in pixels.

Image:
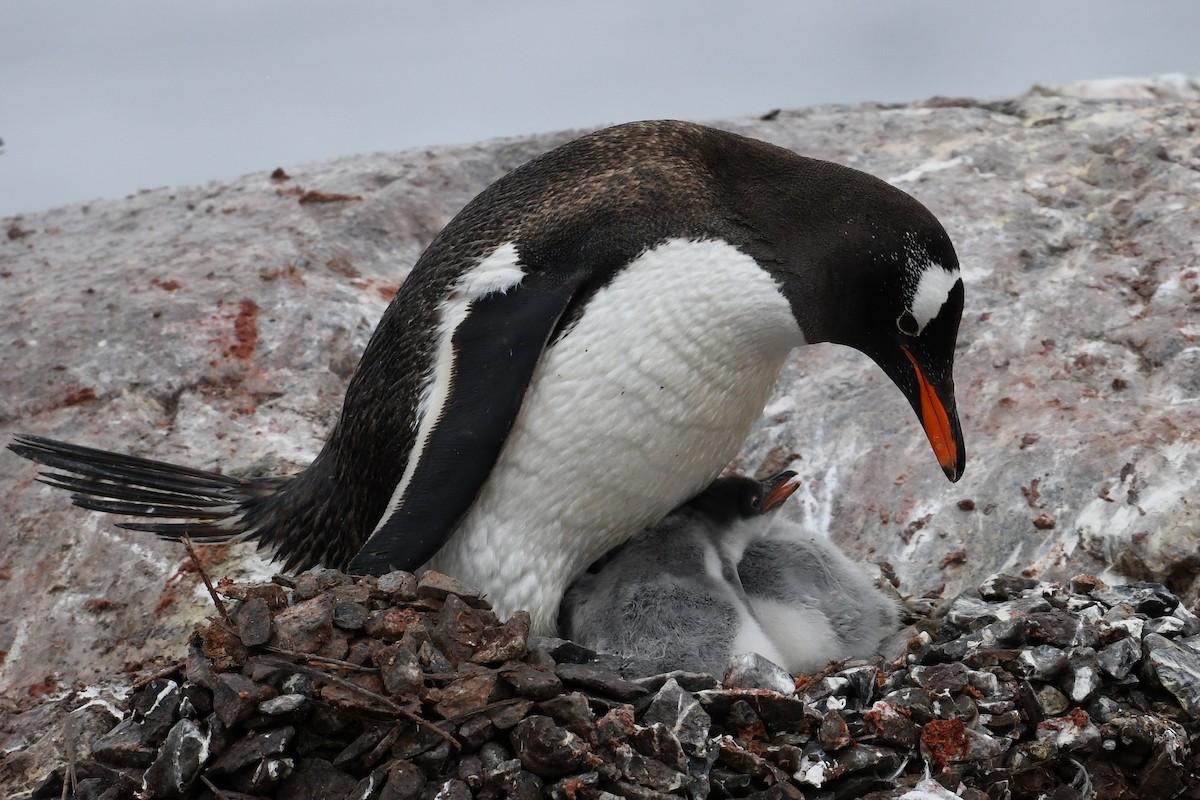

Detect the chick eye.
[{"left": 897, "top": 310, "right": 919, "bottom": 337}]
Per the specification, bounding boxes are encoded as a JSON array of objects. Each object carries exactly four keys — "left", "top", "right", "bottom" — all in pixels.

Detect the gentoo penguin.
[
  {"left": 9, "top": 120, "right": 966, "bottom": 634},
  {"left": 560, "top": 471, "right": 803, "bottom": 677}
]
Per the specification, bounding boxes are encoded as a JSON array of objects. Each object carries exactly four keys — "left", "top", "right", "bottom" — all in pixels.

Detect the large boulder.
[{"left": 2, "top": 76, "right": 1198, "bottom": 708}]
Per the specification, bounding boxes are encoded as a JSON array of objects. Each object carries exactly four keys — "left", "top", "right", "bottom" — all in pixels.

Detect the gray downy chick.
[
  {"left": 738, "top": 509, "right": 899, "bottom": 675},
  {"left": 560, "top": 471, "right": 800, "bottom": 677}
]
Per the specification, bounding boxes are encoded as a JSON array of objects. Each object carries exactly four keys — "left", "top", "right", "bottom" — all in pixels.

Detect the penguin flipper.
[{"left": 348, "top": 268, "right": 588, "bottom": 575}]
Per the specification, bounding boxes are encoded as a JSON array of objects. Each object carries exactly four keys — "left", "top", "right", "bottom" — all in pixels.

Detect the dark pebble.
[
  {"left": 236, "top": 595, "right": 273, "bottom": 646},
  {"left": 510, "top": 715, "right": 591, "bottom": 777},
  {"left": 555, "top": 662, "right": 649, "bottom": 701}
]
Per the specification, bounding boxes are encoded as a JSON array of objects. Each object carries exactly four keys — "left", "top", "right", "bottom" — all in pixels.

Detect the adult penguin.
[{"left": 10, "top": 120, "right": 966, "bottom": 633}]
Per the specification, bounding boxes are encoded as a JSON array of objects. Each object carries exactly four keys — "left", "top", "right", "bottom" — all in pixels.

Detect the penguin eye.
[{"left": 897, "top": 310, "right": 920, "bottom": 337}]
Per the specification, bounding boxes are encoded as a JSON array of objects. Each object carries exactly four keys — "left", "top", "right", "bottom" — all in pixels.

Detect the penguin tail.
[{"left": 8, "top": 433, "right": 281, "bottom": 543}]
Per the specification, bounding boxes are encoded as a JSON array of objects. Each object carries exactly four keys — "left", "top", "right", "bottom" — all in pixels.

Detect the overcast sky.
[{"left": 3, "top": 1, "right": 1199, "bottom": 218}]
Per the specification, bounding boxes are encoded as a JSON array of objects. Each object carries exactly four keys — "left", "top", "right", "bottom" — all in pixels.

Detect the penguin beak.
[
  {"left": 761, "top": 470, "right": 801, "bottom": 513},
  {"left": 900, "top": 346, "right": 965, "bottom": 482}
]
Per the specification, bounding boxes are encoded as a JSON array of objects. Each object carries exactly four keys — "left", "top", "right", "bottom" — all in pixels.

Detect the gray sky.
[{"left": 3, "top": 1, "right": 1199, "bottom": 218}]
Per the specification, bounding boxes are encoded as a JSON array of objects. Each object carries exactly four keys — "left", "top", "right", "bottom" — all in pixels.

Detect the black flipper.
[
  {"left": 347, "top": 269, "right": 589, "bottom": 574},
  {"left": 7, "top": 433, "right": 276, "bottom": 543}
]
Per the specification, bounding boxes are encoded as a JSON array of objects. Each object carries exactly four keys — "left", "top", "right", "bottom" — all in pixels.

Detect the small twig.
[
  {"left": 62, "top": 715, "right": 78, "bottom": 799},
  {"left": 201, "top": 774, "right": 235, "bottom": 800},
  {"left": 448, "top": 696, "right": 531, "bottom": 723},
  {"left": 260, "top": 645, "right": 376, "bottom": 673},
  {"left": 181, "top": 535, "right": 232, "bottom": 628},
  {"left": 131, "top": 660, "right": 186, "bottom": 689},
  {"left": 258, "top": 655, "right": 460, "bottom": 750}
]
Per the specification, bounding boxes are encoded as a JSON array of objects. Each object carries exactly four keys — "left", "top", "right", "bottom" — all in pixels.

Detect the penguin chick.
[
  {"left": 738, "top": 519, "right": 899, "bottom": 675},
  {"left": 560, "top": 471, "right": 800, "bottom": 677}
]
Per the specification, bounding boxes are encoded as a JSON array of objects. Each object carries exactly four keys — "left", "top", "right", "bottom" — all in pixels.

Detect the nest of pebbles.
[{"left": 22, "top": 567, "right": 1200, "bottom": 800}]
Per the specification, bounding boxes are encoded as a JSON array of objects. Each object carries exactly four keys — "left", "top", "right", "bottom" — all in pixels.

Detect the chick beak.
[{"left": 761, "top": 470, "right": 802, "bottom": 513}]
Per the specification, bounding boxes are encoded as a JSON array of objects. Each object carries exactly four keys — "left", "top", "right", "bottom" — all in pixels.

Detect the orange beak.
[
  {"left": 762, "top": 471, "right": 802, "bottom": 513},
  {"left": 901, "top": 347, "right": 963, "bottom": 481}
]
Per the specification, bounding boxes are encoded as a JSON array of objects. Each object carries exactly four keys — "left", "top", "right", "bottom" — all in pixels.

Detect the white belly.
[{"left": 425, "top": 238, "right": 804, "bottom": 633}]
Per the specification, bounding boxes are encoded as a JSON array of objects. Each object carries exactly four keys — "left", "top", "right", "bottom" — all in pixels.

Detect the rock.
[
  {"left": 235, "top": 596, "right": 274, "bottom": 647},
  {"left": 1014, "top": 644, "right": 1070, "bottom": 681},
  {"left": 141, "top": 718, "right": 210, "bottom": 797},
  {"left": 554, "top": 663, "right": 648, "bottom": 702},
  {"left": 471, "top": 611, "right": 532, "bottom": 664},
  {"left": 277, "top": 757, "right": 357, "bottom": 799},
  {"left": 418, "top": 571, "right": 487, "bottom": 604},
  {"left": 333, "top": 599, "right": 369, "bottom": 631},
  {"left": 212, "top": 673, "right": 267, "bottom": 728},
  {"left": 648, "top": 681, "right": 710, "bottom": 762},
  {"left": 911, "top": 663, "right": 969, "bottom": 694},
  {"left": 724, "top": 652, "right": 796, "bottom": 695},
  {"left": 1063, "top": 648, "right": 1103, "bottom": 703},
  {"left": 89, "top": 718, "right": 158, "bottom": 768},
  {"left": 377, "top": 571, "right": 419, "bottom": 601},
  {"left": 500, "top": 662, "right": 564, "bottom": 701},
  {"left": 207, "top": 726, "right": 294, "bottom": 775},
  {"left": 1145, "top": 633, "right": 1200, "bottom": 717},
  {"left": 509, "top": 716, "right": 591, "bottom": 777},
  {"left": 374, "top": 643, "right": 424, "bottom": 696},
  {"left": 270, "top": 595, "right": 336, "bottom": 654},
  {"left": 536, "top": 692, "right": 597, "bottom": 741},
  {"left": 433, "top": 672, "right": 503, "bottom": 719}
]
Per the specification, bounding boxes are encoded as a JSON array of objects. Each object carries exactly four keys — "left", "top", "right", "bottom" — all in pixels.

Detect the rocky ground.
[{"left": 5, "top": 563, "right": 1200, "bottom": 799}]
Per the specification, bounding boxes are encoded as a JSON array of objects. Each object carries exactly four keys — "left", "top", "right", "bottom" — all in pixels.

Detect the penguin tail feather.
[{"left": 8, "top": 433, "right": 281, "bottom": 543}]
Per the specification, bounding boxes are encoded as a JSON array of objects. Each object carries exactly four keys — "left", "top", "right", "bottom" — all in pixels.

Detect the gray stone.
[
  {"left": 723, "top": 652, "right": 796, "bottom": 695},
  {"left": 1094, "top": 583, "right": 1180, "bottom": 616},
  {"left": 236, "top": 596, "right": 274, "bottom": 646},
  {"left": 141, "top": 718, "right": 210, "bottom": 797},
  {"left": 978, "top": 574, "right": 1040, "bottom": 601},
  {"left": 535, "top": 692, "right": 597, "bottom": 741},
  {"left": 911, "top": 662, "right": 969, "bottom": 693},
  {"left": 213, "top": 673, "right": 264, "bottom": 727},
  {"left": 642, "top": 679, "right": 712, "bottom": 760},
  {"left": 207, "top": 725, "right": 295, "bottom": 776},
  {"left": 1034, "top": 685, "right": 1070, "bottom": 716},
  {"left": 1014, "top": 644, "right": 1069, "bottom": 681},
  {"left": 259, "top": 693, "right": 307, "bottom": 716},
  {"left": 332, "top": 600, "right": 369, "bottom": 631},
  {"left": 90, "top": 718, "right": 157, "bottom": 767},
  {"left": 1062, "top": 647, "right": 1103, "bottom": 703},
  {"left": 1145, "top": 632, "right": 1200, "bottom": 717},
  {"left": 509, "top": 715, "right": 590, "bottom": 777},
  {"left": 1097, "top": 636, "right": 1142, "bottom": 680},
  {"left": 374, "top": 643, "right": 424, "bottom": 697},
  {"left": 500, "top": 661, "right": 564, "bottom": 700},
  {"left": 554, "top": 663, "right": 648, "bottom": 702},
  {"left": 1146, "top": 615, "right": 1187, "bottom": 637}
]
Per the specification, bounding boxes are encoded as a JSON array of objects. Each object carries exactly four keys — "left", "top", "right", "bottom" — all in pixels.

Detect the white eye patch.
[{"left": 906, "top": 265, "right": 961, "bottom": 335}]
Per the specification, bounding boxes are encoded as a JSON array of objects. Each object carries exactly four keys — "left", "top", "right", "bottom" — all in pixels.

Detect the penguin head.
[
  {"left": 815, "top": 224, "right": 967, "bottom": 484},
  {"left": 686, "top": 469, "right": 801, "bottom": 523},
  {"left": 707, "top": 138, "right": 967, "bottom": 482}
]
